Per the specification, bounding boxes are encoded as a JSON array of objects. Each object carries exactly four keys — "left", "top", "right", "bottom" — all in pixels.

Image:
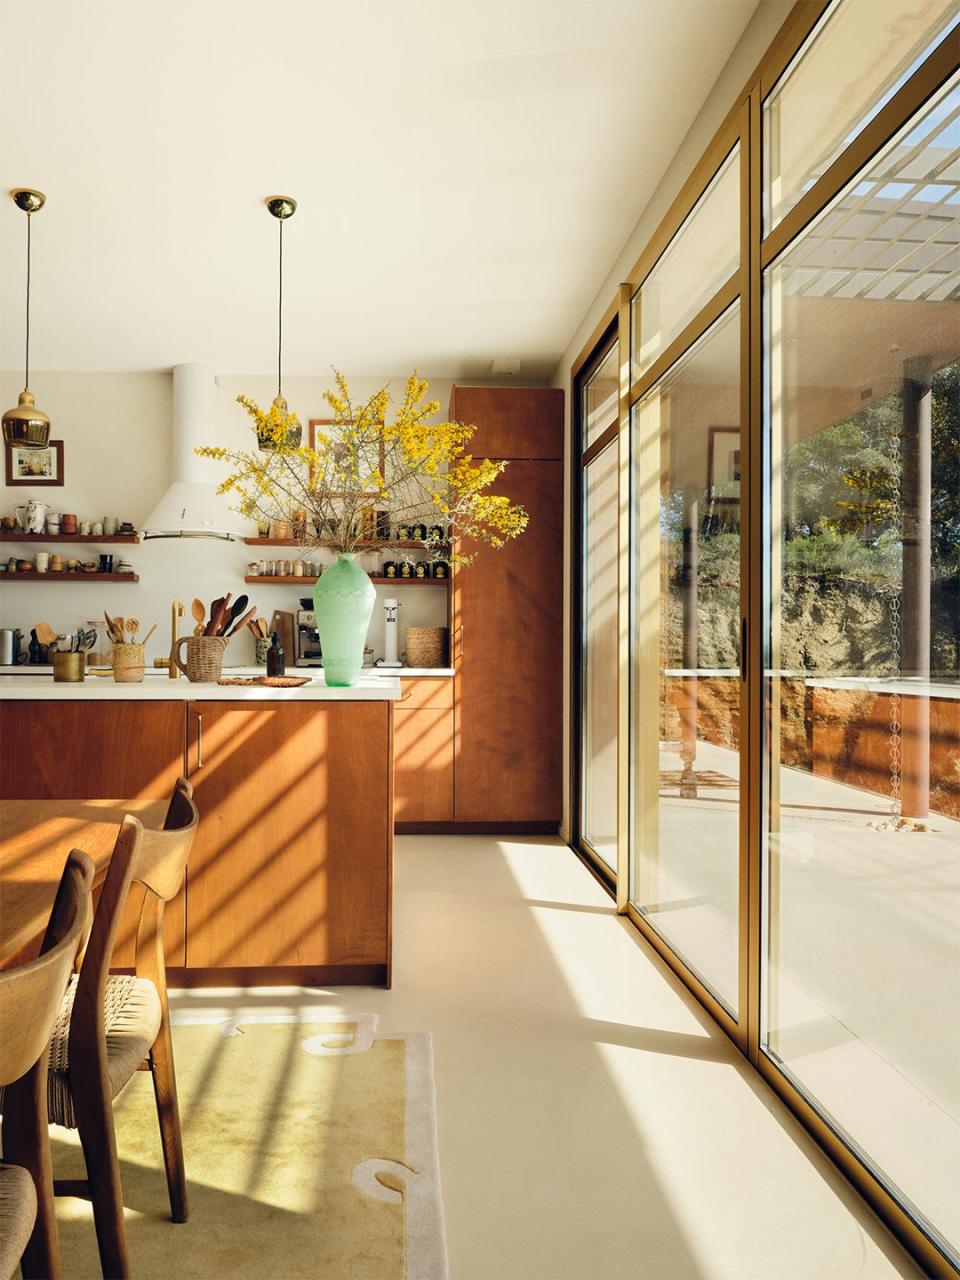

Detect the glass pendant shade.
[{"left": 2, "top": 389, "right": 50, "bottom": 448}]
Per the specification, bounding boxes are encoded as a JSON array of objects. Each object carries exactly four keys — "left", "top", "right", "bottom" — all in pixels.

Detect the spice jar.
[
  {"left": 414, "top": 560, "right": 429, "bottom": 578},
  {"left": 432, "top": 560, "right": 449, "bottom": 579},
  {"left": 383, "top": 561, "right": 397, "bottom": 578},
  {"left": 399, "top": 561, "right": 413, "bottom": 578}
]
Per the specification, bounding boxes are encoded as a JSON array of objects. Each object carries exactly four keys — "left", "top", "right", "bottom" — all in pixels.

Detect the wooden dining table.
[{"left": 0, "top": 798, "right": 167, "bottom": 968}]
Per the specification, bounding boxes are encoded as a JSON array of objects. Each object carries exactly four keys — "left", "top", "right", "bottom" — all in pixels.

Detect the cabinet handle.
[
  {"left": 196, "top": 712, "right": 204, "bottom": 769},
  {"left": 455, "top": 625, "right": 464, "bottom": 661}
]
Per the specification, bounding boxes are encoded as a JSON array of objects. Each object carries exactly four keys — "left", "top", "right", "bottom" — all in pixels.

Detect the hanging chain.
[
  {"left": 278, "top": 216, "right": 283, "bottom": 398},
  {"left": 888, "top": 413, "right": 902, "bottom": 818},
  {"left": 25, "top": 213, "right": 31, "bottom": 387}
]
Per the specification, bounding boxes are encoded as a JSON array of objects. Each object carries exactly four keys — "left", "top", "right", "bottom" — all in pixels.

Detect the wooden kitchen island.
[{"left": 0, "top": 674, "right": 398, "bottom": 987}]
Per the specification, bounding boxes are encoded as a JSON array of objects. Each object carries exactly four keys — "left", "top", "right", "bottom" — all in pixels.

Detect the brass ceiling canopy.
[
  {"left": 3, "top": 188, "right": 50, "bottom": 448},
  {"left": 265, "top": 195, "right": 297, "bottom": 220}
]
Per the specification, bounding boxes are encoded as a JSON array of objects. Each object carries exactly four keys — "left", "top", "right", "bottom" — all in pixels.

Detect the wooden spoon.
[
  {"left": 225, "top": 594, "right": 248, "bottom": 633},
  {"left": 191, "top": 598, "right": 205, "bottom": 637},
  {"left": 204, "top": 595, "right": 224, "bottom": 636},
  {"left": 226, "top": 605, "right": 257, "bottom": 639}
]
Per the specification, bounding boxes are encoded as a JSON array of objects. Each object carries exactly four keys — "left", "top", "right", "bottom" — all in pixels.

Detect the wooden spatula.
[
  {"left": 191, "top": 598, "right": 205, "bottom": 636},
  {"left": 35, "top": 621, "right": 57, "bottom": 647}
]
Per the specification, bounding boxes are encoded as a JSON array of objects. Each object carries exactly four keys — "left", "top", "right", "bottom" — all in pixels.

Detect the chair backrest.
[
  {"left": 69, "top": 778, "right": 200, "bottom": 1057},
  {"left": 134, "top": 777, "right": 199, "bottom": 903},
  {"left": 0, "top": 850, "right": 94, "bottom": 1087}
]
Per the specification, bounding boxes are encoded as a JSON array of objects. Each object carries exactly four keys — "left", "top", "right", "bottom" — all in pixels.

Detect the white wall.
[
  {"left": 552, "top": 0, "right": 795, "bottom": 841},
  {"left": 0, "top": 369, "right": 476, "bottom": 666}
]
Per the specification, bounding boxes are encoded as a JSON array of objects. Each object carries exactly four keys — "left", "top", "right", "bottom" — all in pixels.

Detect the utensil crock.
[
  {"left": 173, "top": 635, "right": 229, "bottom": 682},
  {"left": 112, "top": 642, "right": 146, "bottom": 683},
  {"left": 53, "top": 651, "right": 86, "bottom": 683}
]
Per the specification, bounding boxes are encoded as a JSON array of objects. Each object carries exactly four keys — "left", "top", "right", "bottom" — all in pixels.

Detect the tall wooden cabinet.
[{"left": 449, "top": 385, "right": 564, "bottom": 827}]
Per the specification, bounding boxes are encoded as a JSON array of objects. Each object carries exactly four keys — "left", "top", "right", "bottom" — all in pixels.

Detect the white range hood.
[{"left": 142, "top": 363, "right": 248, "bottom": 541}]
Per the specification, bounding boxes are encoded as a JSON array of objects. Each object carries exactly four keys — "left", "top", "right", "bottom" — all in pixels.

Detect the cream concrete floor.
[{"left": 169, "top": 836, "right": 921, "bottom": 1280}]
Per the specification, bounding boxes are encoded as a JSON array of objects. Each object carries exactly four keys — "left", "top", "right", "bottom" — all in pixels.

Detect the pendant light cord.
[
  {"left": 25, "top": 213, "right": 31, "bottom": 388},
  {"left": 277, "top": 216, "right": 283, "bottom": 398}
]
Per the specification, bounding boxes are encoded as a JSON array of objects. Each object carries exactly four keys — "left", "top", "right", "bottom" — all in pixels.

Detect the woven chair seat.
[
  {"left": 0, "top": 1162, "right": 36, "bottom": 1280},
  {"left": 46, "top": 974, "right": 162, "bottom": 1129}
]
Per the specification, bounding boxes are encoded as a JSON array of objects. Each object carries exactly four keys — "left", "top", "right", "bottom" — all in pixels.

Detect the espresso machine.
[{"left": 295, "top": 598, "right": 323, "bottom": 666}]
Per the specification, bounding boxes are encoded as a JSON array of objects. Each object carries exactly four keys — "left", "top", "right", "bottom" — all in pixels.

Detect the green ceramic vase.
[{"left": 312, "top": 552, "right": 376, "bottom": 686}]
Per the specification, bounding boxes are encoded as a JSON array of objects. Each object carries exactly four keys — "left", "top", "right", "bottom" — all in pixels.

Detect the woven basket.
[
  {"left": 112, "top": 642, "right": 145, "bottom": 683},
  {"left": 172, "top": 635, "right": 230, "bottom": 682},
  {"left": 405, "top": 626, "right": 448, "bottom": 669}
]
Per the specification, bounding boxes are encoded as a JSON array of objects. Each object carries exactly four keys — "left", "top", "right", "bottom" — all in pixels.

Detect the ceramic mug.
[
  {"left": 80, "top": 521, "right": 91, "bottom": 535},
  {"left": 103, "top": 516, "right": 119, "bottom": 536},
  {"left": 91, "top": 522, "right": 103, "bottom": 536},
  {"left": 35, "top": 552, "right": 49, "bottom": 573}
]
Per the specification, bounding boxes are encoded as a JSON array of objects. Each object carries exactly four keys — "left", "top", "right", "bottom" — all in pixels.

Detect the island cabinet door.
[
  {"left": 453, "top": 458, "right": 564, "bottom": 824},
  {"left": 183, "top": 701, "right": 391, "bottom": 972},
  {"left": 0, "top": 700, "right": 187, "bottom": 966},
  {"left": 0, "top": 701, "right": 185, "bottom": 800}
]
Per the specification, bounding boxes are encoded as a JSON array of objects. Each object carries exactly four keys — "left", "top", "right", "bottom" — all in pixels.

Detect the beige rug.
[{"left": 51, "top": 1014, "right": 447, "bottom": 1280}]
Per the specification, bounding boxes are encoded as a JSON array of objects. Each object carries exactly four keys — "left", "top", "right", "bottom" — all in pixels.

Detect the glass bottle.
[{"left": 266, "top": 632, "right": 286, "bottom": 677}]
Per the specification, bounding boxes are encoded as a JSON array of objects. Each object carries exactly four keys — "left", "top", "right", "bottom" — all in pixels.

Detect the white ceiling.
[{"left": 0, "top": 0, "right": 759, "bottom": 380}]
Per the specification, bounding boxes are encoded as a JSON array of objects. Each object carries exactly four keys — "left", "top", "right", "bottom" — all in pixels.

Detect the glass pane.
[
  {"left": 630, "top": 145, "right": 740, "bottom": 383},
  {"left": 581, "top": 441, "right": 619, "bottom": 869},
  {"left": 584, "top": 343, "right": 619, "bottom": 451},
  {"left": 630, "top": 303, "right": 741, "bottom": 1015},
  {"left": 763, "top": 73, "right": 960, "bottom": 1264},
  {"left": 763, "top": 0, "right": 959, "bottom": 232}
]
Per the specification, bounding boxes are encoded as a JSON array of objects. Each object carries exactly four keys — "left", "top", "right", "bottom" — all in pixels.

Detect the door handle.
[
  {"left": 195, "top": 712, "right": 204, "bottom": 769},
  {"left": 740, "top": 618, "right": 748, "bottom": 683}
]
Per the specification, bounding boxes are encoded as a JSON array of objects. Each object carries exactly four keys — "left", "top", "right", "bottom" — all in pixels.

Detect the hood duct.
[{"left": 141, "top": 363, "right": 248, "bottom": 541}]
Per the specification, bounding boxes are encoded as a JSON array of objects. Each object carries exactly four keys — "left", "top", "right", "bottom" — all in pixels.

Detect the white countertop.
[
  {"left": 0, "top": 671, "right": 400, "bottom": 701},
  {"left": 0, "top": 664, "right": 453, "bottom": 679}
]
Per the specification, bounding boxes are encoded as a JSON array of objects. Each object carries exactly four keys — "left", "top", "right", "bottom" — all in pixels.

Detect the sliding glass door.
[
  {"left": 578, "top": 342, "right": 620, "bottom": 874},
  {"left": 630, "top": 305, "right": 742, "bottom": 1017},
  {"left": 762, "top": 67, "right": 960, "bottom": 1263}
]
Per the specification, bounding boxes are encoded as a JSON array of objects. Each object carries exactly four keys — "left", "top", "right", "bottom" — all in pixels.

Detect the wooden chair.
[
  {"left": 50, "top": 777, "right": 199, "bottom": 1279},
  {"left": 0, "top": 849, "right": 94, "bottom": 1280}
]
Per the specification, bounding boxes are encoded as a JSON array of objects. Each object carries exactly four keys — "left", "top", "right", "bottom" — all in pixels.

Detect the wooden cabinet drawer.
[
  {"left": 399, "top": 677, "right": 454, "bottom": 709},
  {"left": 394, "top": 707, "right": 454, "bottom": 822}
]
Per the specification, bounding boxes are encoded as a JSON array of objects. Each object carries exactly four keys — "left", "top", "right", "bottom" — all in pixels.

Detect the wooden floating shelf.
[
  {"left": 1, "top": 572, "right": 140, "bottom": 582},
  {"left": 244, "top": 575, "right": 448, "bottom": 587},
  {"left": 244, "top": 537, "right": 450, "bottom": 551},
  {"left": 0, "top": 532, "right": 140, "bottom": 544}
]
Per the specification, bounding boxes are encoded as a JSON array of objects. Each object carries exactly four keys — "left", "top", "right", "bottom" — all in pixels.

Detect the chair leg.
[
  {"left": 3, "top": 1066, "right": 62, "bottom": 1280},
  {"left": 72, "top": 1068, "right": 130, "bottom": 1280},
  {"left": 149, "top": 1017, "right": 188, "bottom": 1223}
]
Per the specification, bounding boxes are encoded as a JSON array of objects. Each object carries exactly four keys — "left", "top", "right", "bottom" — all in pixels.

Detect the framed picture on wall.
[
  {"left": 707, "top": 427, "right": 740, "bottom": 503},
  {"left": 5, "top": 439, "right": 64, "bottom": 486},
  {"left": 308, "top": 419, "right": 386, "bottom": 499}
]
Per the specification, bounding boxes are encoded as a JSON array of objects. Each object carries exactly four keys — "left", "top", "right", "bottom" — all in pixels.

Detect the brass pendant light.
[
  {"left": 260, "top": 194, "right": 301, "bottom": 450},
  {"left": 3, "top": 188, "right": 51, "bottom": 448}
]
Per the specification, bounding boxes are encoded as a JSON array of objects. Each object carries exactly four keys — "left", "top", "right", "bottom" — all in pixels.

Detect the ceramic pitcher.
[{"left": 15, "top": 499, "right": 48, "bottom": 534}]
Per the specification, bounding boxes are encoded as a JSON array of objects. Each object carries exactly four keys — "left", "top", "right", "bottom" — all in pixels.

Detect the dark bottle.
[
  {"left": 28, "top": 628, "right": 42, "bottom": 664},
  {"left": 266, "top": 632, "right": 286, "bottom": 677}
]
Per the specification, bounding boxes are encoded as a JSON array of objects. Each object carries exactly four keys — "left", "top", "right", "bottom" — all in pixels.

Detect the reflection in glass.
[
  {"left": 630, "top": 304, "right": 741, "bottom": 1014},
  {"left": 631, "top": 146, "right": 739, "bottom": 382},
  {"left": 763, "top": 0, "right": 958, "bottom": 232},
  {"left": 582, "top": 442, "right": 618, "bottom": 869},
  {"left": 763, "top": 73, "right": 960, "bottom": 1262}
]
